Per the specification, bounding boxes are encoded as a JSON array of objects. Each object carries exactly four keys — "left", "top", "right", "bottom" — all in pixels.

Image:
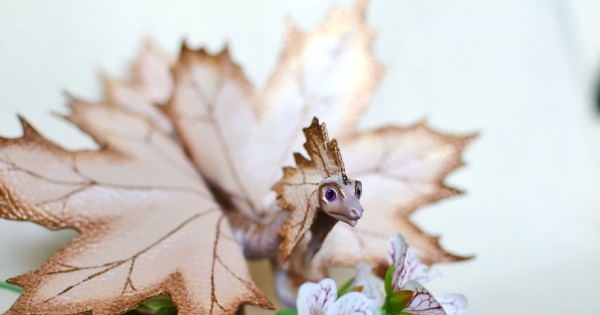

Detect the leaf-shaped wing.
[
  {"left": 260, "top": 0, "right": 384, "bottom": 173},
  {"left": 0, "top": 101, "right": 271, "bottom": 314},
  {"left": 165, "top": 45, "right": 268, "bottom": 219},
  {"left": 273, "top": 118, "right": 348, "bottom": 260},
  {"left": 162, "top": 1, "right": 381, "bottom": 221},
  {"left": 104, "top": 40, "right": 174, "bottom": 132},
  {"left": 288, "top": 123, "right": 475, "bottom": 281}
]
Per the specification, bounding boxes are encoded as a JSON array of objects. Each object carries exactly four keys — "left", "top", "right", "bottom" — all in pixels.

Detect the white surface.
[{"left": 1, "top": 0, "right": 600, "bottom": 314}]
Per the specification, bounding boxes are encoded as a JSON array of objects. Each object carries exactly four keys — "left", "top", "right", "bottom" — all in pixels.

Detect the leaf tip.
[
  {"left": 16, "top": 115, "right": 39, "bottom": 139},
  {"left": 353, "top": 0, "right": 371, "bottom": 18}
]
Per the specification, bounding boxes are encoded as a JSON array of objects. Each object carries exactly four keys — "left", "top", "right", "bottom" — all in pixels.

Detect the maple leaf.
[
  {"left": 0, "top": 101, "right": 272, "bottom": 314},
  {"left": 288, "top": 124, "right": 476, "bottom": 281},
  {"left": 163, "top": 45, "right": 264, "bottom": 221},
  {"left": 163, "top": 47, "right": 358, "bottom": 260},
  {"left": 112, "top": 0, "right": 386, "bottom": 229},
  {"left": 151, "top": 0, "right": 475, "bottom": 281},
  {"left": 103, "top": 39, "right": 173, "bottom": 132}
]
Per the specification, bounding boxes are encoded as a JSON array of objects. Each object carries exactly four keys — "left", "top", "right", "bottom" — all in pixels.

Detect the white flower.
[
  {"left": 387, "top": 234, "right": 430, "bottom": 290},
  {"left": 297, "top": 278, "right": 373, "bottom": 315},
  {"left": 387, "top": 234, "right": 468, "bottom": 315},
  {"left": 436, "top": 294, "right": 468, "bottom": 315},
  {"left": 351, "top": 262, "right": 385, "bottom": 314}
]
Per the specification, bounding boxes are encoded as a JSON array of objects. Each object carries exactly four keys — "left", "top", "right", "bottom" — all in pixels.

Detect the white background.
[{"left": 1, "top": 1, "right": 600, "bottom": 314}]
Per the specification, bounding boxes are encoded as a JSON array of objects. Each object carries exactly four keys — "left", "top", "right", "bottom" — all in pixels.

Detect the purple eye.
[{"left": 325, "top": 188, "right": 337, "bottom": 202}]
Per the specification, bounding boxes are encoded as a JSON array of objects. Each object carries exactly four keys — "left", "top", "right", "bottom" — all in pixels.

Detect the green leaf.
[
  {"left": 382, "top": 265, "right": 395, "bottom": 314},
  {"left": 337, "top": 277, "right": 356, "bottom": 297},
  {"left": 384, "top": 265, "right": 394, "bottom": 295},
  {"left": 0, "top": 281, "right": 23, "bottom": 294},
  {"left": 2, "top": 281, "right": 179, "bottom": 315},
  {"left": 137, "top": 295, "right": 174, "bottom": 311},
  {"left": 154, "top": 307, "right": 178, "bottom": 315},
  {"left": 388, "top": 290, "right": 414, "bottom": 312},
  {"left": 381, "top": 266, "right": 416, "bottom": 315},
  {"left": 275, "top": 308, "right": 298, "bottom": 315}
]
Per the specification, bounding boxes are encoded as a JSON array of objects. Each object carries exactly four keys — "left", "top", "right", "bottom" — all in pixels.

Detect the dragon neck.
[{"left": 306, "top": 209, "right": 338, "bottom": 261}]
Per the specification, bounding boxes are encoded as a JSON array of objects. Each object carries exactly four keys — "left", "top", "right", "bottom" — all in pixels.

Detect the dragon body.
[{"left": 227, "top": 173, "right": 365, "bottom": 307}]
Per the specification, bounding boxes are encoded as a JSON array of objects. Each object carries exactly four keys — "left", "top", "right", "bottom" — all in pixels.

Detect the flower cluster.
[
  {"left": 296, "top": 235, "right": 467, "bottom": 315},
  {"left": 296, "top": 279, "right": 372, "bottom": 315}
]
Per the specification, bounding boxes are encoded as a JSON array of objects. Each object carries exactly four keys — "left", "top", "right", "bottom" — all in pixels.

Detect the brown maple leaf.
[
  {"left": 151, "top": 0, "right": 475, "bottom": 281},
  {"left": 108, "top": 1, "right": 386, "bottom": 236},
  {"left": 164, "top": 45, "right": 264, "bottom": 221},
  {"left": 103, "top": 39, "right": 173, "bottom": 132},
  {"left": 161, "top": 0, "right": 385, "bottom": 258},
  {"left": 288, "top": 123, "right": 476, "bottom": 281},
  {"left": 0, "top": 101, "right": 271, "bottom": 314}
]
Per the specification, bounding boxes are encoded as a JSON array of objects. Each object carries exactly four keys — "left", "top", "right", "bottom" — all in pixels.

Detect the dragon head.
[
  {"left": 306, "top": 174, "right": 364, "bottom": 260},
  {"left": 318, "top": 177, "right": 363, "bottom": 227},
  {"left": 274, "top": 118, "right": 367, "bottom": 261}
]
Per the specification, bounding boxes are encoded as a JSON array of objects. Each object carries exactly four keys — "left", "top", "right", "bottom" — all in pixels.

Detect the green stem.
[{"left": 0, "top": 281, "right": 23, "bottom": 294}]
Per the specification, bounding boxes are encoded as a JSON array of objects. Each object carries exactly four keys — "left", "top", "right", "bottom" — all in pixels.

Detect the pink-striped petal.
[
  {"left": 401, "top": 280, "right": 446, "bottom": 315},
  {"left": 327, "top": 292, "right": 373, "bottom": 315},
  {"left": 436, "top": 294, "right": 467, "bottom": 315},
  {"left": 298, "top": 279, "right": 338, "bottom": 315}
]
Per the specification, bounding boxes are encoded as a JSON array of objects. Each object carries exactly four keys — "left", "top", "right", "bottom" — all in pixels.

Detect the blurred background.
[{"left": 1, "top": 0, "right": 600, "bottom": 314}]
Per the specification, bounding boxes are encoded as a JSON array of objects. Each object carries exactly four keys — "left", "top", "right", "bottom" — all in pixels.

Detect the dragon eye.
[
  {"left": 325, "top": 188, "right": 337, "bottom": 202},
  {"left": 355, "top": 182, "right": 362, "bottom": 199}
]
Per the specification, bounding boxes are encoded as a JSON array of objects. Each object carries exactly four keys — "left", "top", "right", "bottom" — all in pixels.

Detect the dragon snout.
[
  {"left": 344, "top": 205, "right": 363, "bottom": 227},
  {"left": 349, "top": 207, "right": 363, "bottom": 220}
]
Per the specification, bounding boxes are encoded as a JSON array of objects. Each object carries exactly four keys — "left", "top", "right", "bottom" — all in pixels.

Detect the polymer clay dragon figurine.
[{"left": 226, "top": 118, "right": 364, "bottom": 306}]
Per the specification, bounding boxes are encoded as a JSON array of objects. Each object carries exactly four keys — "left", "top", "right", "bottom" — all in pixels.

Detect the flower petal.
[
  {"left": 388, "top": 234, "right": 408, "bottom": 290},
  {"left": 326, "top": 292, "right": 373, "bottom": 315},
  {"left": 402, "top": 280, "right": 446, "bottom": 315},
  {"left": 405, "top": 248, "right": 430, "bottom": 284},
  {"left": 436, "top": 294, "right": 467, "bottom": 315},
  {"left": 351, "top": 262, "right": 385, "bottom": 309},
  {"left": 389, "top": 235, "right": 431, "bottom": 290},
  {"left": 387, "top": 234, "right": 406, "bottom": 265},
  {"left": 298, "top": 279, "right": 338, "bottom": 315}
]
